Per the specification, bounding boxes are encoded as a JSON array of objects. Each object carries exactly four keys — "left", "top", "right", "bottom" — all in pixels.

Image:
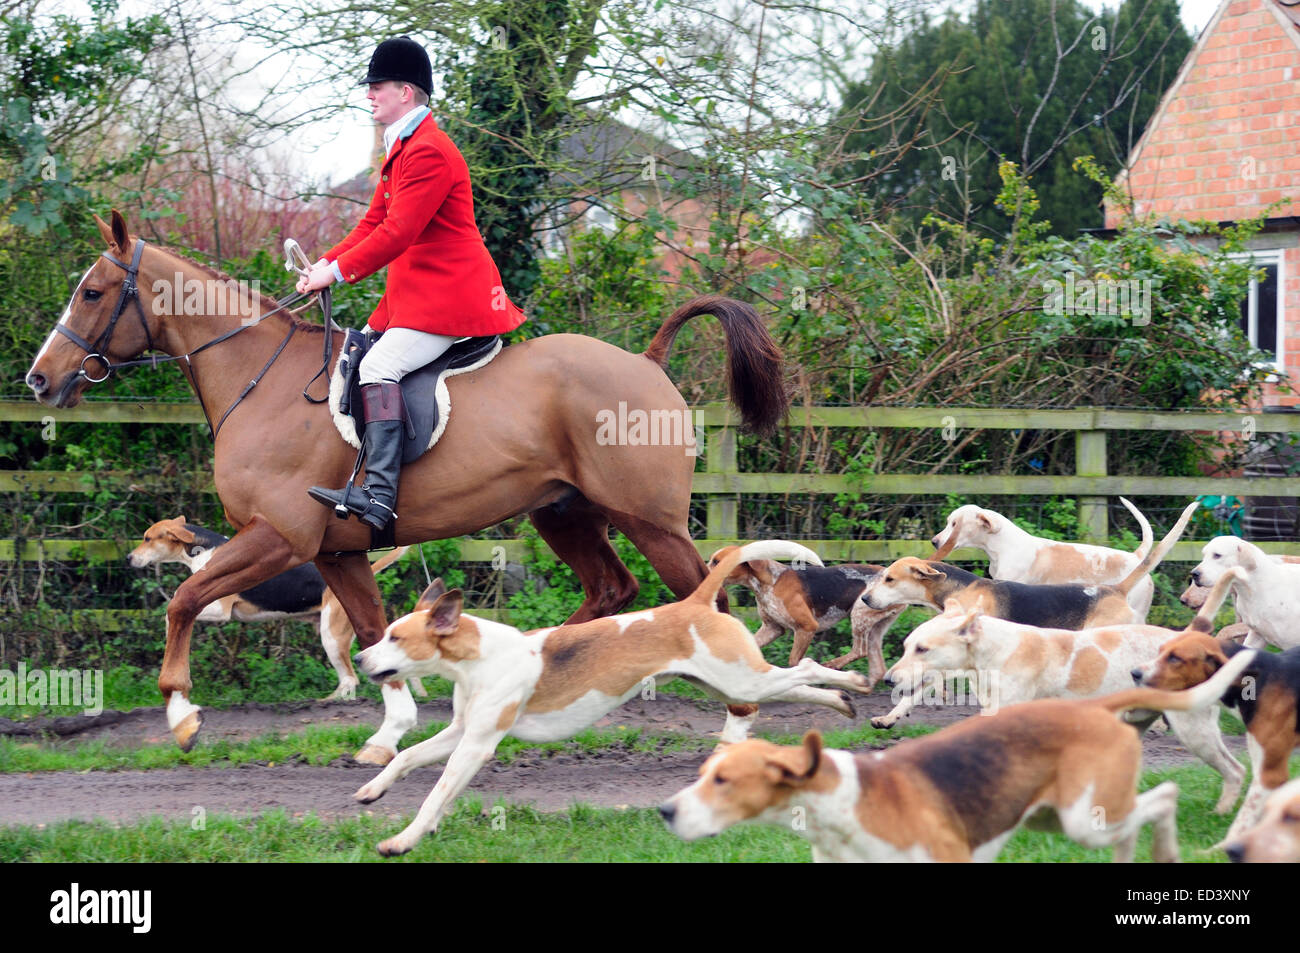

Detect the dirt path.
[{"left": 0, "top": 694, "right": 1243, "bottom": 827}]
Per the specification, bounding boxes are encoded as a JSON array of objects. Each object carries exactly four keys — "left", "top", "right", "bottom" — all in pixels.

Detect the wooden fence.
[{"left": 3, "top": 399, "right": 1300, "bottom": 570}]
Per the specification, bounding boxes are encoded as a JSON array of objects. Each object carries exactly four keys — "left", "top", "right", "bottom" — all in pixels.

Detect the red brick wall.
[{"left": 1106, "top": 0, "right": 1300, "bottom": 405}]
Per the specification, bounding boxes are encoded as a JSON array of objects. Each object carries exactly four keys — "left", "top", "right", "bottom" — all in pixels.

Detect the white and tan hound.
[
  {"left": 1187, "top": 537, "right": 1300, "bottom": 650},
  {"left": 660, "top": 650, "right": 1255, "bottom": 862},
  {"left": 931, "top": 497, "right": 1155, "bottom": 617},
  {"left": 350, "top": 540, "right": 877, "bottom": 856},
  {"left": 873, "top": 568, "right": 1248, "bottom": 813}
]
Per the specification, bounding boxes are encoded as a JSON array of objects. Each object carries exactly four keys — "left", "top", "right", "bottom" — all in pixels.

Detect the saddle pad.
[{"left": 328, "top": 333, "right": 502, "bottom": 463}]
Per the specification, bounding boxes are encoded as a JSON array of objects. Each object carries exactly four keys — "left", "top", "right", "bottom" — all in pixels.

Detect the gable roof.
[{"left": 1107, "top": 0, "right": 1300, "bottom": 223}]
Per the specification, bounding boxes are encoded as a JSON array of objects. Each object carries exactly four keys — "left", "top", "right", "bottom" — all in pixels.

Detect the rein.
[{"left": 57, "top": 238, "right": 336, "bottom": 439}]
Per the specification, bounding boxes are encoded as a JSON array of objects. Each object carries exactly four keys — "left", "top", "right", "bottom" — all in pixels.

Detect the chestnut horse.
[{"left": 26, "top": 211, "right": 788, "bottom": 763}]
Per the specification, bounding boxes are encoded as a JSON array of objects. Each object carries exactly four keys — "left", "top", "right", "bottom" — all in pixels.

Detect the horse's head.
[{"left": 27, "top": 210, "right": 165, "bottom": 408}]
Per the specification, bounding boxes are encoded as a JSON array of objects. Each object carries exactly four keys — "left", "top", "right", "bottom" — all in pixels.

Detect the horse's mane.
[{"left": 146, "top": 241, "right": 329, "bottom": 334}]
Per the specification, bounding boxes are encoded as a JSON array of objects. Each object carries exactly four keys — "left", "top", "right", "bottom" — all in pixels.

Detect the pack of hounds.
[{"left": 131, "top": 499, "right": 1300, "bottom": 863}]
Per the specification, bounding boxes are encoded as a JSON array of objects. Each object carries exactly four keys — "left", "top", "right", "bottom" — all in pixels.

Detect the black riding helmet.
[{"left": 358, "top": 35, "right": 432, "bottom": 96}]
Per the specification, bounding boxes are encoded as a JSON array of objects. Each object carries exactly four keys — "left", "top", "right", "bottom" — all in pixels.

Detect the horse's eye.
[{"left": 83, "top": 289, "right": 102, "bottom": 301}]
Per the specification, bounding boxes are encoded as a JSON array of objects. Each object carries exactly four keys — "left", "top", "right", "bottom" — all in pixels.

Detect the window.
[
  {"left": 1235, "top": 250, "right": 1283, "bottom": 369},
  {"left": 585, "top": 202, "right": 616, "bottom": 233}
]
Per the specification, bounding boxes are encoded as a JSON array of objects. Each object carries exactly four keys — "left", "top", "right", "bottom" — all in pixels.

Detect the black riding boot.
[{"left": 308, "top": 382, "right": 405, "bottom": 531}]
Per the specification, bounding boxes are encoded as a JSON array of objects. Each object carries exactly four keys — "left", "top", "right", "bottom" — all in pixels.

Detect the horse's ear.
[
  {"left": 110, "top": 209, "right": 129, "bottom": 250},
  {"left": 94, "top": 213, "right": 114, "bottom": 246}
]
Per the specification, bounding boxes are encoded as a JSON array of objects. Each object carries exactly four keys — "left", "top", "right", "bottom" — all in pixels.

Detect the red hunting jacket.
[{"left": 325, "top": 113, "right": 527, "bottom": 337}]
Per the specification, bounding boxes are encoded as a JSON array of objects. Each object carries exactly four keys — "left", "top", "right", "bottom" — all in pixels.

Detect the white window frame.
[
  {"left": 1229, "top": 248, "right": 1285, "bottom": 373},
  {"left": 535, "top": 208, "right": 567, "bottom": 260}
]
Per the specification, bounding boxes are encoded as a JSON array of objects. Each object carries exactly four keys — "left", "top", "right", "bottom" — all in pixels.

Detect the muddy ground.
[{"left": 0, "top": 693, "right": 1243, "bottom": 827}]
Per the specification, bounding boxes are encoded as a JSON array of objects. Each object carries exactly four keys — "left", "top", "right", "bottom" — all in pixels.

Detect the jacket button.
[
  {"left": 349, "top": 274, "right": 356, "bottom": 280},
  {"left": 382, "top": 175, "right": 388, "bottom": 182},
  {"left": 383, "top": 192, "right": 390, "bottom": 198}
]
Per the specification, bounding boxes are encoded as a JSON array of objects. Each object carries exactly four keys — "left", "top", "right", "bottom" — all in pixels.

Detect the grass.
[
  {"left": 0, "top": 666, "right": 732, "bottom": 721},
  {"left": 0, "top": 800, "right": 810, "bottom": 863},
  {"left": 0, "top": 713, "right": 935, "bottom": 774},
  {"left": 0, "top": 762, "right": 1266, "bottom": 863}
]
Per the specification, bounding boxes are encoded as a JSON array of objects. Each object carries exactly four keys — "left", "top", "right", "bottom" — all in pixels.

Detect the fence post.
[
  {"left": 1076, "top": 416, "right": 1108, "bottom": 542},
  {"left": 706, "top": 419, "right": 738, "bottom": 542}
]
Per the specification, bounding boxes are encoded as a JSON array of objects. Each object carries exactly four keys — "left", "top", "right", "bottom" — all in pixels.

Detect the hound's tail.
[
  {"left": 1118, "top": 497, "right": 1154, "bottom": 562},
  {"left": 369, "top": 545, "right": 409, "bottom": 576},
  {"left": 1097, "top": 648, "right": 1255, "bottom": 716},
  {"left": 1184, "top": 567, "right": 1246, "bottom": 635},
  {"left": 693, "top": 541, "right": 824, "bottom": 608},
  {"left": 1114, "top": 500, "right": 1199, "bottom": 595}
]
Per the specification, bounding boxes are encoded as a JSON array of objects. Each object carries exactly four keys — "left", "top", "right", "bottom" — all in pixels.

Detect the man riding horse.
[{"left": 298, "top": 35, "right": 527, "bottom": 532}]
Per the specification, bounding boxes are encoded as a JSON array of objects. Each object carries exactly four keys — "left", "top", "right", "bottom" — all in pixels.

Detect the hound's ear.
[
  {"left": 415, "top": 578, "right": 448, "bottom": 611},
  {"left": 913, "top": 562, "right": 945, "bottom": 580},
  {"left": 957, "top": 608, "right": 982, "bottom": 640},
  {"left": 167, "top": 520, "right": 196, "bottom": 545},
  {"left": 424, "top": 588, "right": 463, "bottom": 635},
  {"left": 1236, "top": 541, "right": 1257, "bottom": 571},
  {"left": 802, "top": 730, "right": 823, "bottom": 772},
  {"left": 707, "top": 546, "right": 739, "bottom": 569},
  {"left": 765, "top": 731, "right": 823, "bottom": 786},
  {"left": 110, "top": 209, "right": 129, "bottom": 251},
  {"left": 976, "top": 512, "right": 998, "bottom": 534},
  {"left": 940, "top": 597, "right": 964, "bottom": 615},
  {"left": 94, "top": 213, "right": 115, "bottom": 247}
]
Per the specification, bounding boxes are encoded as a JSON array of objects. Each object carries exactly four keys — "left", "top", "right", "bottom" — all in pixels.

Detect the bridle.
[
  {"left": 54, "top": 237, "right": 334, "bottom": 438},
  {"left": 55, "top": 238, "right": 154, "bottom": 384}
]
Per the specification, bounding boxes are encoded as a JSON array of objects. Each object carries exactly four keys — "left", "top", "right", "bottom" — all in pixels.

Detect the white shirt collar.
[{"left": 384, "top": 105, "right": 430, "bottom": 156}]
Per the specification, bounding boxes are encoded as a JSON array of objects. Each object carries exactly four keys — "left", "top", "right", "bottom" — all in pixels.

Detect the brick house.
[
  {"left": 1104, "top": 0, "right": 1300, "bottom": 406},
  {"left": 545, "top": 117, "right": 721, "bottom": 281}
]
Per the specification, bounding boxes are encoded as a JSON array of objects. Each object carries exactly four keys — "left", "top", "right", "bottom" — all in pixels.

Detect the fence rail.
[{"left": 4, "top": 400, "right": 1299, "bottom": 563}]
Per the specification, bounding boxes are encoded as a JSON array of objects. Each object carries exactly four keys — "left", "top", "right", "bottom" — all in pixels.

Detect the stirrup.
[{"left": 307, "top": 483, "right": 392, "bottom": 528}]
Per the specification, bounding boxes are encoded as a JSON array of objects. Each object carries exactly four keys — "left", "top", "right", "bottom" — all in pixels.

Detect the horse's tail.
[
  {"left": 690, "top": 541, "right": 823, "bottom": 608},
  {"left": 643, "top": 294, "right": 788, "bottom": 435}
]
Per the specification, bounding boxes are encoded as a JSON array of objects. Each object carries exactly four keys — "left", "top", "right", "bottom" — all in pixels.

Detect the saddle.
[{"left": 328, "top": 330, "right": 502, "bottom": 463}]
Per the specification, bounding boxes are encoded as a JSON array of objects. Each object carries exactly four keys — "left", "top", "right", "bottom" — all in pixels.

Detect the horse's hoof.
[
  {"left": 354, "top": 743, "right": 396, "bottom": 766},
  {"left": 174, "top": 710, "right": 204, "bottom": 751}
]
